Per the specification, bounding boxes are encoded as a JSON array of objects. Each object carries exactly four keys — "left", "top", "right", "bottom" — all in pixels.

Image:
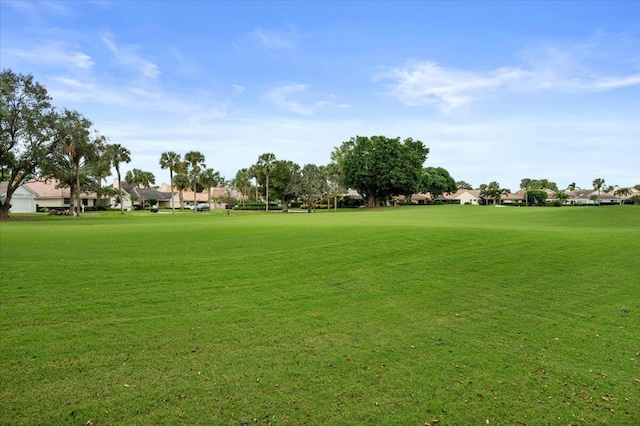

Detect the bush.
[
  {"left": 300, "top": 203, "right": 331, "bottom": 210},
  {"left": 234, "top": 203, "right": 282, "bottom": 211}
]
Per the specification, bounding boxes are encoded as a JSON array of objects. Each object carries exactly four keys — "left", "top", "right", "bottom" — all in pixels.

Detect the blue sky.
[{"left": 2, "top": 1, "right": 639, "bottom": 191}]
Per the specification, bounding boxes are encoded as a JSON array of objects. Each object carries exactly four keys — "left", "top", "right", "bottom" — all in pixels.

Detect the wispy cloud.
[
  {"left": 267, "top": 83, "right": 313, "bottom": 115},
  {"left": 266, "top": 83, "right": 337, "bottom": 115},
  {"left": 48, "top": 76, "right": 227, "bottom": 117},
  {"left": 376, "top": 42, "right": 640, "bottom": 112},
  {"left": 248, "top": 27, "right": 297, "bottom": 50},
  {"left": 4, "top": 0, "right": 73, "bottom": 19},
  {"left": 102, "top": 35, "right": 160, "bottom": 78},
  {"left": 374, "top": 61, "right": 519, "bottom": 112},
  {"left": 3, "top": 42, "right": 94, "bottom": 71}
]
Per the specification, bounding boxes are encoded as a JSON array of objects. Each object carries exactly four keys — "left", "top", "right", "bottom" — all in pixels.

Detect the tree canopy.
[
  {"left": 420, "top": 167, "right": 457, "bottom": 200},
  {"left": 335, "top": 135, "right": 429, "bottom": 207},
  {"left": 1, "top": 70, "right": 59, "bottom": 218}
]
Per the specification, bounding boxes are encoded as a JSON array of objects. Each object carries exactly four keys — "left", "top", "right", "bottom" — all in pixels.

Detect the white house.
[{"left": 0, "top": 182, "right": 39, "bottom": 213}]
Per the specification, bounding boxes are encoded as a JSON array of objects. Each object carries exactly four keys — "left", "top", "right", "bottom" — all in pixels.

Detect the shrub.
[{"left": 235, "top": 203, "right": 282, "bottom": 211}]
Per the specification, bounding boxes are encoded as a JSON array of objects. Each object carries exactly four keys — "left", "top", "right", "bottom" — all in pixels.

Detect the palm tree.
[
  {"left": 184, "top": 151, "right": 205, "bottom": 210},
  {"left": 107, "top": 144, "right": 131, "bottom": 215},
  {"left": 248, "top": 164, "right": 260, "bottom": 201},
  {"left": 125, "top": 168, "right": 155, "bottom": 209},
  {"left": 234, "top": 168, "right": 251, "bottom": 207},
  {"left": 257, "top": 153, "right": 276, "bottom": 211},
  {"left": 614, "top": 187, "right": 632, "bottom": 205},
  {"left": 128, "top": 192, "right": 139, "bottom": 210},
  {"left": 480, "top": 181, "right": 506, "bottom": 205},
  {"left": 200, "top": 168, "right": 222, "bottom": 207},
  {"left": 173, "top": 173, "right": 190, "bottom": 210},
  {"left": 520, "top": 178, "right": 532, "bottom": 207},
  {"left": 159, "top": 151, "right": 181, "bottom": 214},
  {"left": 592, "top": 178, "right": 605, "bottom": 196},
  {"left": 56, "top": 109, "right": 103, "bottom": 216},
  {"left": 554, "top": 190, "right": 569, "bottom": 206},
  {"left": 89, "top": 143, "right": 113, "bottom": 209}
]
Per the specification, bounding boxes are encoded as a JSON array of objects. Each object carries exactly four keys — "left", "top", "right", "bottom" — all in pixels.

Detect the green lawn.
[{"left": 1, "top": 206, "right": 639, "bottom": 425}]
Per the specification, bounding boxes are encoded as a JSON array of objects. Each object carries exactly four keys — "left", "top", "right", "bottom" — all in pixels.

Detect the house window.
[
  {"left": 82, "top": 199, "right": 88, "bottom": 206},
  {"left": 63, "top": 198, "right": 70, "bottom": 205}
]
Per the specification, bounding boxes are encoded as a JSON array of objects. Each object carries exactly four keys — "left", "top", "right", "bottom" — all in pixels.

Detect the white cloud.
[
  {"left": 3, "top": 43, "right": 94, "bottom": 70},
  {"left": 587, "top": 74, "right": 640, "bottom": 90},
  {"left": 4, "top": 0, "right": 72, "bottom": 19},
  {"left": 249, "top": 27, "right": 297, "bottom": 50},
  {"left": 266, "top": 83, "right": 314, "bottom": 115},
  {"left": 374, "top": 61, "right": 519, "bottom": 112},
  {"left": 376, "top": 54, "right": 640, "bottom": 112},
  {"left": 101, "top": 35, "right": 160, "bottom": 78},
  {"left": 265, "top": 83, "right": 341, "bottom": 115}
]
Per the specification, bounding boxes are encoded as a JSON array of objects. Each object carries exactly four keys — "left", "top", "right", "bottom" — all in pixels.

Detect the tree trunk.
[
  {"left": 366, "top": 194, "right": 376, "bottom": 207},
  {"left": 117, "top": 169, "right": 125, "bottom": 215},
  {"left": 0, "top": 196, "right": 12, "bottom": 219},
  {"left": 193, "top": 182, "right": 197, "bottom": 212},
  {"left": 265, "top": 174, "right": 269, "bottom": 211},
  {"left": 170, "top": 171, "right": 175, "bottom": 214},
  {"left": 75, "top": 160, "right": 81, "bottom": 217}
]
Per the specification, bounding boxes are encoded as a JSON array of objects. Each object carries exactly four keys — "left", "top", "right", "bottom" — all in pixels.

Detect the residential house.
[
  {"left": 24, "top": 179, "right": 97, "bottom": 210},
  {"left": 0, "top": 182, "right": 38, "bottom": 213},
  {"left": 111, "top": 180, "right": 174, "bottom": 210},
  {"left": 442, "top": 189, "right": 482, "bottom": 205},
  {"left": 567, "top": 189, "right": 621, "bottom": 205}
]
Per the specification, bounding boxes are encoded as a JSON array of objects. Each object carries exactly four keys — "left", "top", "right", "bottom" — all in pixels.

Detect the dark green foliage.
[
  {"left": 420, "top": 166, "right": 457, "bottom": 200},
  {"left": 527, "top": 190, "right": 548, "bottom": 206},
  {"left": 269, "top": 160, "right": 301, "bottom": 210},
  {"left": 0, "top": 70, "right": 58, "bottom": 219},
  {"left": 336, "top": 135, "right": 429, "bottom": 207},
  {"left": 234, "top": 203, "right": 282, "bottom": 210}
]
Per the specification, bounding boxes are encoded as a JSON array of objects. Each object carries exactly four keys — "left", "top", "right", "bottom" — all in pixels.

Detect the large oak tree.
[
  {"left": 1, "top": 70, "right": 59, "bottom": 219},
  {"left": 335, "top": 135, "right": 429, "bottom": 207}
]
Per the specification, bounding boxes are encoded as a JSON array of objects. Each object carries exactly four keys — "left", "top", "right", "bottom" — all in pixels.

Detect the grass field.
[{"left": 1, "top": 206, "right": 639, "bottom": 425}]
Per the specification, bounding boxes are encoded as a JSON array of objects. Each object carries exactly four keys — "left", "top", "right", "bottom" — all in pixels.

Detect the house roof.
[
  {"left": 0, "top": 181, "right": 40, "bottom": 198},
  {"left": 118, "top": 182, "right": 173, "bottom": 201},
  {"left": 24, "top": 179, "right": 97, "bottom": 199}
]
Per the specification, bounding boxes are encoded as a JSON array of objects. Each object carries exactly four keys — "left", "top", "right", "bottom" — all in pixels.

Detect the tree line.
[
  {"left": 4, "top": 70, "right": 635, "bottom": 219},
  {"left": 2, "top": 70, "right": 459, "bottom": 217}
]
